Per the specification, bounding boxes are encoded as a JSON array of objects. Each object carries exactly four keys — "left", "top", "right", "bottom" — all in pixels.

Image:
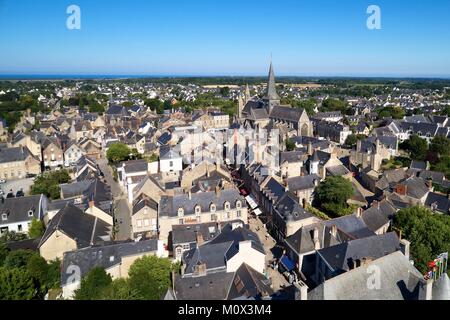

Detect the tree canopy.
[
  {"left": 30, "top": 169, "right": 70, "bottom": 199},
  {"left": 106, "top": 142, "right": 141, "bottom": 164},
  {"left": 75, "top": 267, "right": 112, "bottom": 300},
  {"left": 400, "top": 135, "right": 428, "bottom": 161},
  {"left": 313, "top": 176, "right": 354, "bottom": 217},
  {"left": 28, "top": 218, "right": 45, "bottom": 239},
  {"left": 393, "top": 206, "right": 450, "bottom": 274},
  {"left": 128, "top": 255, "right": 174, "bottom": 300}
]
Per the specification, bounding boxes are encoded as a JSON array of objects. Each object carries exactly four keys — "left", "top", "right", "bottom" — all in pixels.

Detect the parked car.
[
  {"left": 0, "top": 179, "right": 6, "bottom": 184},
  {"left": 16, "top": 189, "right": 25, "bottom": 197}
]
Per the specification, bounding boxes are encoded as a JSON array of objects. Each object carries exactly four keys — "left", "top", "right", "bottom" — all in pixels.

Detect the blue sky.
[{"left": 0, "top": 0, "right": 449, "bottom": 77}]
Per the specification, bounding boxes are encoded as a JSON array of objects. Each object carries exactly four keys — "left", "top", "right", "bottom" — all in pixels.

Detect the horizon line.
[{"left": 1, "top": 73, "right": 450, "bottom": 81}]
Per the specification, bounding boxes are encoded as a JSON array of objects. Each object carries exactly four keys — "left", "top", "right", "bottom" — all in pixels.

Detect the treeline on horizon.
[{"left": 1, "top": 77, "right": 450, "bottom": 90}]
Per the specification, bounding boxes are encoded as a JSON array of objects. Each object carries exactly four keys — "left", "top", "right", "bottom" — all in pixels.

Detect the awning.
[
  {"left": 279, "top": 255, "right": 296, "bottom": 272},
  {"left": 245, "top": 195, "right": 258, "bottom": 209},
  {"left": 253, "top": 208, "right": 262, "bottom": 216}
]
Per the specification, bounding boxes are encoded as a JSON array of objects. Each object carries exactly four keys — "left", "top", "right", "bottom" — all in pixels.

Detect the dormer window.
[
  {"left": 28, "top": 210, "right": 34, "bottom": 217},
  {"left": 224, "top": 201, "right": 230, "bottom": 211},
  {"left": 236, "top": 201, "right": 241, "bottom": 209},
  {"left": 210, "top": 203, "right": 216, "bottom": 212},
  {"left": 195, "top": 205, "right": 201, "bottom": 215},
  {"left": 178, "top": 207, "right": 184, "bottom": 217},
  {"left": 1, "top": 213, "right": 7, "bottom": 221}
]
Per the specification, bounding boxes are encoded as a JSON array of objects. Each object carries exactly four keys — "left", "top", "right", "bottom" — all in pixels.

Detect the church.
[{"left": 237, "top": 62, "right": 313, "bottom": 137}]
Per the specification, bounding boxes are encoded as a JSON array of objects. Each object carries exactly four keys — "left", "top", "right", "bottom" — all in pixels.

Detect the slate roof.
[
  {"left": 317, "top": 232, "right": 400, "bottom": 273},
  {"left": 172, "top": 271, "right": 235, "bottom": 300},
  {"left": 269, "top": 106, "right": 304, "bottom": 122},
  {"left": 361, "top": 201, "right": 395, "bottom": 231},
  {"left": 425, "top": 192, "right": 450, "bottom": 213},
  {"left": 0, "top": 146, "right": 34, "bottom": 163},
  {"left": 309, "top": 251, "right": 426, "bottom": 300},
  {"left": 159, "top": 189, "right": 245, "bottom": 217},
  {"left": 122, "top": 159, "right": 148, "bottom": 174},
  {"left": 132, "top": 196, "right": 158, "bottom": 216},
  {"left": 324, "top": 215, "right": 376, "bottom": 239},
  {"left": 39, "top": 203, "right": 111, "bottom": 249},
  {"left": 261, "top": 177, "right": 285, "bottom": 204},
  {"left": 61, "top": 239, "right": 159, "bottom": 286},
  {"left": 273, "top": 192, "right": 315, "bottom": 222},
  {"left": 0, "top": 195, "right": 43, "bottom": 224},
  {"left": 285, "top": 222, "right": 347, "bottom": 255},
  {"left": 286, "top": 174, "right": 320, "bottom": 192},
  {"left": 172, "top": 222, "right": 220, "bottom": 245},
  {"left": 280, "top": 151, "right": 306, "bottom": 164}
]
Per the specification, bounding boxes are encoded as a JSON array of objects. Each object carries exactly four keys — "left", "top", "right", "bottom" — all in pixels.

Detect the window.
[
  {"left": 182, "top": 244, "right": 190, "bottom": 250},
  {"left": 169, "top": 161, "right": 173, "bottom": 167},
  {"left": 178, "top": 218, "right": 184, "bottom": 225},
  {"left": 137, "top": 219, "right": 142, "bottom": 228},
  {"left": 1, "top": 214, "right": 7, "bottom": 221},
  {"left": 210, "top": 203, "right": 216, "bottom": 212},
  {"left": 18, "top": 224, "right": 22, "bottom": 232},
  {"left": 211, "top": 214, "right": 217, "bottom": 222},
  {"left": 195, "top": 205, "right": 201, "bottom": 214},
  {"left": 178, "top": 207, "right": 184, "bottom": 217},
  {"left": 224, "top": 201, "right": 230, "bottom": 211},
  {"left": 144, "top": 219, "right": 150, "bottom": 227},
  {"left": 237, "top": 210, "right": 241, "bottom": 218},
  {"left": 196, "top": 216, "right": 201, "bottom": 223},
  {"left": 236, "top": 201, "right": 241, "bottom": 209}
]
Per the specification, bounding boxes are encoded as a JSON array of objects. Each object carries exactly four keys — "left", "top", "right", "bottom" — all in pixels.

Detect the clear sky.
[{"left": 0, "top": 0, "right": 449, "bottom": 77}]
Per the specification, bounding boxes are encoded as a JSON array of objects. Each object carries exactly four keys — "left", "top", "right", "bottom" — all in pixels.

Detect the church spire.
[{"left": 265, "top": 60, "right": 280, "bottom": 101}]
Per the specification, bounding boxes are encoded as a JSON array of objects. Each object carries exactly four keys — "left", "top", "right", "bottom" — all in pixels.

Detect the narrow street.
[
  {"left": 97, "top": 157, "right": 132, "bottom": 241},
  {"left": 248, "top": 216, "right": 290, "bottom": 292}
]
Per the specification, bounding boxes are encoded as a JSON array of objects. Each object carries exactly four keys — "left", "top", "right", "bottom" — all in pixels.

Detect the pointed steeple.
[{"left": 265, "top": 60, "right": 280, "bottom": 101}]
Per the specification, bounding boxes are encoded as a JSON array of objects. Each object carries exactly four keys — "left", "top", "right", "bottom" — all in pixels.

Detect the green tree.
[
  {"left": 0, "top": 243, "right": 9, "bottom": 266},
  {"left": 75, "top": 267, "right": 112, "bottom": 300},
  {"left": 321, "top": 98, "right": 348, "bottom": 112},
  {"left": 313, "top": 176, "right": 354, "bottom": 217},
  {"left": 0, "top": 267, "right": 36, "bottom": 300},
  {"left": 393, "top": 206, "right": 450, "bottom": 274},
  {"left": 100, "top": 278, "right": 141, "bottom": 300},
  {"left": 285, "top": 138, "right": 296, "bottom": 151},
  {"left": 3, "top": 250, "right": 35, "bottom": 269},
  {"left": 400, "top": 135, "right": 428, "bottom": 161},
  {"left": 106, "top": 142, "right": 132, "bottom": 164},
  {"left": 30, "top": 170, "right": 70, "bottom": 199},
  {"left": 377, "top": 106, "right": 405, "bottom": 119},
  {"left": 345, "top": 134, "right": 358, "bottom": 147},
  {"left": 28, "top": 218, "right": 45, "bottom": 239},
  {"left": 429, "top": 135, "right": 450, "bottom": 157},
  {"left": 128, "top": 255, "right": 173, "bottom": 300}
]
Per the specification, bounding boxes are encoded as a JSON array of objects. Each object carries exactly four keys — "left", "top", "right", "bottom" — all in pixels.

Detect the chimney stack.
[
  {"left": 294, "top": 281, "right": 309, "bottom": 301},
  {"left": 419, "top": 279, "right": 433, "bottom": 300},
  {"left": 331, "top": 225, "right": 337, "bottom": 237},
  {"left": 399, "top": 239, "right": 410, "bottom": 261},
  {"left": 313, "top": 227, "right": 320, "bottom": 250}
]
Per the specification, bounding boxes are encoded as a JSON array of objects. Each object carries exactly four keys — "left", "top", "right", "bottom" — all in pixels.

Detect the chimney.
[
  {"left": 426, "top": 178, "right": 433, "bottom": 191},
  {"left": 361, "top": 257, "right": 373, "bottom": 266},
  {"left": 399, "top": 239, "right": 410, "bottom": 260},
  {"left": 294, "top": 281, "right": 308, "bottom": 301},
  {"left": 188, "top": 191, "right": 192, "bottom": 200},
  {"left": 419, "top": 279, "right": 433, "bottom": 300},
  {"left": 355, "top": 207, "right": 363, "bottom": 218},
  {"left": 331, "top": 225, "right": 337, "bottom": 237},
  {"left": 307, "top": 141, "right": 313, "bottom": 156},
  {"left": 313, "top": 227, "right": 320, "bottom": 250},
  {"left": 239, "top": 240, "right": 252, "bottom": 251},
  {"left": 215, "top": 185, "right": 221, "bottom": 198},
  {"left": 194, "top": 263, "right": 207, "bottom": 277}
]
